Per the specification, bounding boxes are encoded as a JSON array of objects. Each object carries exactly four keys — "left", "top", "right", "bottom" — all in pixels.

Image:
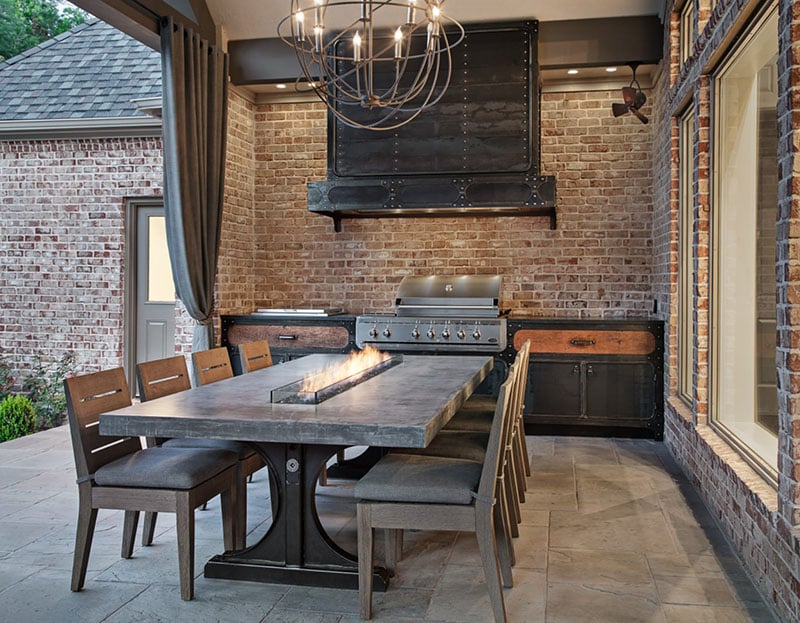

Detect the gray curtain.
[{"left": 160, "top": 16, "right": 229, "bottom": 353}]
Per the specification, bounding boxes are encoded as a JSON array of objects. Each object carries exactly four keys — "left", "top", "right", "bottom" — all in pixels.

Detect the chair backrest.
[
  {"left": 64, "top": 367, "right": 139, "bottom": 480},
  {"left": 512, "top": 339, "right": 530, "bottom": 422},
  {"left": 192, "top": 347, "right": 234, "bottom": 386},
  {"left": 137, "top": 355, "right": 192, "bottom": 401},
  {"left": 475, "top": 364, "right": 516, "bottom": 504},
  {"left": 239, "top": 340, "right": 273, "bottom": 373}
]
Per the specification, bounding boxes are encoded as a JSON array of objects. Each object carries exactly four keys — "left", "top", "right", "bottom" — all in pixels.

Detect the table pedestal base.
[{"left": 203, "top": 441, "right": 389, "bottom": 591}]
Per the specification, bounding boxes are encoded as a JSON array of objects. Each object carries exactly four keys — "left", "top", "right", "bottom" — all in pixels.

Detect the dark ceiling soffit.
[
  {"left": 70, "top": 0, "right": 217, "bottom": 51},
  {"left": 228, "top": 15, "right": 663, "bottom": 86}
]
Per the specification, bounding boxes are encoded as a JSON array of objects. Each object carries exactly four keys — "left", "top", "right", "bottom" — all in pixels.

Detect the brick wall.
[
  {"left": 655, "top": 0, "right": 800, "bottom": 620},
  {"left": 248, "top": 90, "right": 655, "bottom": 317},
  {"left": 0, "top": 137, "right": 168, "bottom": 375}
]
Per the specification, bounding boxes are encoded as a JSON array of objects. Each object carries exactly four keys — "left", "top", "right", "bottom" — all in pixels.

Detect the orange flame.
[{"left": 301, "top": 345, "right": 391, "bottom": 393}]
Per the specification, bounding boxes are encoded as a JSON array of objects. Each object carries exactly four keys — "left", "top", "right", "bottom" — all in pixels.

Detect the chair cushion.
[
  {"left": 162, "top": 437, "right": 257, "bottom": 460},
  {"left": 94, "top": 447, "right": 238, "bottom": 490},
  {"left": 393, "top": 431, "right": 489, "bottom": 463},
  {"left": 355, "top": 454, "right": 482, "bottom": 505},
  {"left": 444, "top": 409, "right": 493, "bottom": 432}
]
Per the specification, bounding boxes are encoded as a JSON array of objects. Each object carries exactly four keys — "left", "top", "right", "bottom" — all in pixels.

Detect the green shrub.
[
  {"left": 0, "top": 395, "right": 37, "bottom": 442},
  {"left": 24, "top": 351, "right": 75, "bottom": 430},
  {"left": 0, "top": 354, "right": 13, "bottom": 400}
]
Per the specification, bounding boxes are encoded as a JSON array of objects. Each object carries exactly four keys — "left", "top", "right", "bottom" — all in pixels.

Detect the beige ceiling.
[{"left": 206, "top": 0, "right": 666, "bottom": 43}]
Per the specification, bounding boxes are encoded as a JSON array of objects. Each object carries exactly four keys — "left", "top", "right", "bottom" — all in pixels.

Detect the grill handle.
[
  {"left": 569, "top": 338, "right": 596, "bottom": 347},
  {"left": 278, "top": 334, "right": 298, "bottom": 341}
]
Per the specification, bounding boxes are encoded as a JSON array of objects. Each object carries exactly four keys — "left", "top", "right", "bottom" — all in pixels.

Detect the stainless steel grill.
[{"left": 356, "top": 275, "right": 507, "bottom": 353}]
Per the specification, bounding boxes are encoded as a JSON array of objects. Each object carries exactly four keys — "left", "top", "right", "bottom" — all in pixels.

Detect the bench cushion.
[
  {"left": 355, "top": 454, "right": 482, "bottom": 505},
  {"left": 443, "top": 409, "right": 493, "bottom": 432},
  {"left": 162, "top": 437, "right": 257, "bottom": 460},
  {"left": 94, "top": 447, "right": 238, "bottom": 490}
]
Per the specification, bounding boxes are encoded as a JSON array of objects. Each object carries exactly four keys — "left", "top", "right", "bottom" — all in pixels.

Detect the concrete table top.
[{"left": 100, "top": 354, "right": 494, "bottom": 448}]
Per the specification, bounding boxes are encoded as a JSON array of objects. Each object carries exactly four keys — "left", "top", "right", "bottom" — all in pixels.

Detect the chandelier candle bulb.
[
  {"left": 407, "top": 0, "right": 416, "bottom": 24},
  {"left": 294, "top": 10, "right": 304, "bottom": 42},
  {"left": 394, "top": 27, "right": 403, "bottom": 59},
  {"left": 353, "top": 31, "right": 361, "bottom": 62}
]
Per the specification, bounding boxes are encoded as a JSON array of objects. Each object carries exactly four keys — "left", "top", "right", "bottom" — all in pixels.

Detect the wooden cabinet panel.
[
  {"left": 226, "top": 323, "right": 351, "bottom": 351},
  {"left": 511, "top": 319, "right": 663, "bottom": 439},
  {"left": 514, "top": 329, "right": 656, "bottom": 355}
]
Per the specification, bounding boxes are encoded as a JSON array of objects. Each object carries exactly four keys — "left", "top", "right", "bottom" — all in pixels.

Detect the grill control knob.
[
  {"left": 426, "top": 328, "right": 436, "bottom": 339},
  {"left": 382, "top": 326, "right": 392, "bottom": 338},
  {"left": 441, "top": 328, "right": 451, "bottom": 339},
  {"left": 411, "top": 327, "right": 420, "bottom": 339},
  {"left": 457, "top": 329, "right": 466, "bottom": 340},
  {"left": 369, "top": 327, "right": 378, "bottom": 338},
  {"left": 472, "top": 328, "right": 482, "bottom": 340}
]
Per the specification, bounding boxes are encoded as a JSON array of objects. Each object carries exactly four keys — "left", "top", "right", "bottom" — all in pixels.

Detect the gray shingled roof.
[{"left": 0, "top": 19, "right": 161, "bottom": 120}]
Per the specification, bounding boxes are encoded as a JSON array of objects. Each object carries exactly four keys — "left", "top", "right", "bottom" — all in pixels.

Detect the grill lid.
[{"left": 395, "top": 275, "right": 502, "bottom": 317}]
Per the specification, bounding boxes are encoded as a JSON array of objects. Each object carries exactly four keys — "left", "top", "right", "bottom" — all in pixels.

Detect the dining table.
[{"left": 99, "top": 353, "right": 493, "bottom": 591}]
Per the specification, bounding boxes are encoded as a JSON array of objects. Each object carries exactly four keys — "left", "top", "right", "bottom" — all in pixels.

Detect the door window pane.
[{"left": 147, "top": 215, "right": 175, "bottom": 303}]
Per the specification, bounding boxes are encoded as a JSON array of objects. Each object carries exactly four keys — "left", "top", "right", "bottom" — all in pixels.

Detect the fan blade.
[
  {"left": 631, "top": 108, "right": 649, "bottom": 124},
  {"left": 621, "top": 87, "right": 637, "bottom": 106},
  {"left": 612, "top": 102, "right": 630, "bottom": 118},
  {"left": 634, "top": 90, "right": 647, "bottom": 109}
]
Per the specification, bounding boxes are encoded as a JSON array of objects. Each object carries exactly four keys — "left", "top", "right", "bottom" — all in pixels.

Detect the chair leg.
[
  {"left": 357, "top": 503, "right": 374, "bottom": 620},
  {"left": 176, "top": 493, "right": 195, "bottom": 601},
  {"left": 493, "top": 503, "right": 514, "bottom": 587},
  {"left": 141, "top": 512, "right": 158, "bottom": 546},
  {"left": 503, "top": 458, "right": 520, "bottom": 537},
  {"left": 518, "top": 416, "right": 531, "bottom": 477},
  {"left": 511, "top": 429, "right": 526, "bottom": 501},
  {"left": 498, "top": 479, "right": 516, "bottom": 567},
  {"left": 71, "top": 492, "right": 97, "bottom": 592},
  {"left": 220, "top": 482, "right": 237, "bottom": 553},
  {"left": 475, "top": 510, "right": 507, "bottom": 623},
  {"left": 121, "top": 510, "right": 139, "bottom": 559}
]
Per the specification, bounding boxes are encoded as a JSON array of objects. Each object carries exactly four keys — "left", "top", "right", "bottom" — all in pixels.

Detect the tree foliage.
[{"left": 0, "top": 0, "right": 87, "bottom": 61}]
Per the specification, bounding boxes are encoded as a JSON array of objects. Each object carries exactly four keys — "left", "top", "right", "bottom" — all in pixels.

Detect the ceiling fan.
[{"left": 612, "top": 63, "right": 649, "bottom": 124}]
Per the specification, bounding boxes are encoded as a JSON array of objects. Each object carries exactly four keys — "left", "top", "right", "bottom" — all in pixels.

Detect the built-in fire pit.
[{"left": 270, "top": 347, "right": 402, "bottom": 405}]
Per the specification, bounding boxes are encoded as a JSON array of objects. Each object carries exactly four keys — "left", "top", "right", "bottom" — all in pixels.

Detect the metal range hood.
[{"left": 306, "top": 21, "right": 557, "bottom": 232}]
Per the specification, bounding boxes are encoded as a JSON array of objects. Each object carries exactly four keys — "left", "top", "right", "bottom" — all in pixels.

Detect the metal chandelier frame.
[{"left": 278, "top": 1, "right": 465, "bottom": 131}]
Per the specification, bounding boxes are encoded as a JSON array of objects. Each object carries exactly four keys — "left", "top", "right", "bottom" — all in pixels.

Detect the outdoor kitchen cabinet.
[
  {"left": 508, "top": 319, "right": 664, "bottom": 439},
  {"left": 221, "top": 314, "right": 357, "bottom": 375}
]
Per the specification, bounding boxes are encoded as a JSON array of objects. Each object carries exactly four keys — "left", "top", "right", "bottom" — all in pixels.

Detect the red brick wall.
[
  {"left": 0, "top": 137, "right": 168, "bottom": 374},
  {"left": 655, "top": 0, "right": 800, "bottom": 620},
  {"left": 250, "top": 90, "right": 654, "bottom": 317}
]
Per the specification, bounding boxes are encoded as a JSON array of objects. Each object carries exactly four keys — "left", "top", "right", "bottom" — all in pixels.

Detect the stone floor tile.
[
  {"left": 265, "top": 609, "right": 344, "bottom": 623},
  {"left": 277, "top": 585, "right": 360, "bottom": 614},
  {"left": 519, "top": 508, "right": 550, "bottom": 527},
  {"left": 550, "top": 500, "right": 679, "bottom": 554},
  {"left": 661, "top": 603, "right": 776, "bottom": 623},
  {"left": 653, "top": 573, "right": 740, "bottom": 607},
  {"left": 425, "top": 563, "right": 496, "bottom": 622},
  {"left": 548, "top": 548, "right": 659, "bottom": 600},
  {"left": 546, "top": 581, "right": 666, "bottom": 623},
  {"left": 0, "top": 567, "right": 148, "bottom": 623},
  {"left": 504, "top": 568, "right": 547, "bottom": 622}
]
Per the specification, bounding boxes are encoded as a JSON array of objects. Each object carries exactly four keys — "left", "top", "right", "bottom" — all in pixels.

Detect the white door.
[{"left": 127, "top": 201, "right": 176, "bottom": 393}]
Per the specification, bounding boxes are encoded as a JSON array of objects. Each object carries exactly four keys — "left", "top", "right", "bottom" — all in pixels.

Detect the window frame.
[
  {"left": 709, "top": 3, "right": 779, "bottom": 488},
  {"left": 678, "top": 105, "right": 695, "bottom": 406}
]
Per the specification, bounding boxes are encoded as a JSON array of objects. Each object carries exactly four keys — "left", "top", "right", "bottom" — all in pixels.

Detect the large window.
[
  {"left": 678, "top": 107, "right": 695, "bottom": 405},
  {"left": 712, "top": 6, "right": 778, "bottom": 479}
]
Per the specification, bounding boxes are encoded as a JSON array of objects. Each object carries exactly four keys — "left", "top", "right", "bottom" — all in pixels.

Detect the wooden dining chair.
[
  {"left": 238, "top": 340, "right": 273, "bottom": 373},
  {"left": 64, "top": 367, "right": 239, "bottom": 600},
  {"left": 137, "top": 355, "right": 267, "bottom": 550},
  {"left": 193, "top": 347, "right": 234, "bottom": 385},
  {"left": 355, "top": 372, "right": 516, "bottom": 622}
]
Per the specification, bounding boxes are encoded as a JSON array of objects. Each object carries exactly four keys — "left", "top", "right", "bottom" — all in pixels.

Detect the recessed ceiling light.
[
  {"left": 605, "top": 67, "right": 617, "bottom": 72},
  {"left": 567, "top": 69, "right": 579, "bottom": 75},
  {"left": 275, "top": 83, "right": 287, "bottom": 89}
]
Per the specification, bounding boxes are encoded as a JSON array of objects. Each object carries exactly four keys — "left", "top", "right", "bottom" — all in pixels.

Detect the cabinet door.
[
  {"left": 526, "top": 361, "right": 582, "bottom": 417},
  {"left": 585, "top": 362, "right": 655, "bottom": 422}
]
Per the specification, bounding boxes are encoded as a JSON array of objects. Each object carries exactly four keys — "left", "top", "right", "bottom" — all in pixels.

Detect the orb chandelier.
[{"left": 278, "top": 1, "right": 464, "bottom": 131}]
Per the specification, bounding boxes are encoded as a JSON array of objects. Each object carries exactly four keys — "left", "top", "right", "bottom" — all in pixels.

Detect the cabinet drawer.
[
  {"left": 514, "top": 329, "right": 656, "bottom": 356},
  {"left": 226, "top": 323, "right": 351, "bottom": 351}
]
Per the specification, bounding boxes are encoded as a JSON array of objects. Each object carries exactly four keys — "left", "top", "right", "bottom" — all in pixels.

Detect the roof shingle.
[{"left": 0, "top": 19, "right": 161, "bottom": 121}]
